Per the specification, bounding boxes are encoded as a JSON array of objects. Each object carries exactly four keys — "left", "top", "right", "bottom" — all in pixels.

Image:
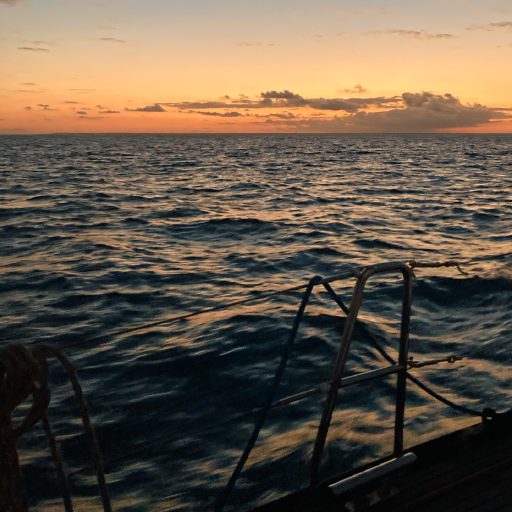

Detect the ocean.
[{"left": 1, "top": 133, "right": 511, "bottom": 511}]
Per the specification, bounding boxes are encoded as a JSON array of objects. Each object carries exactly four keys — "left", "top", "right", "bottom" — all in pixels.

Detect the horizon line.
[{"left": 1, "top": 131, "right": 512, "bottom": 136}]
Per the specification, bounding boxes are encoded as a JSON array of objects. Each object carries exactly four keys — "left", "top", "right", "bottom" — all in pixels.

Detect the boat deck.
[{"left": 253, "top": 409, "right": 512, "bottom": 512}]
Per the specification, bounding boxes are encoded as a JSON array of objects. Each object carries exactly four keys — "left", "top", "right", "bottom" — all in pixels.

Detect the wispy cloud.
[
  {"left": 126, "top": 103, "right": 166, "bottom": 112},
  {"left": 18, "top": 40, "right": 53, "bottom": 52},
  {"left": 266, "top": 112, "right": 298, "bottom": 120},
  {"left": 18, "top": 46, "right": 49, "bottom": 52},
  {"left": 100, "top": 109, "right": 120, "bottom": 114},
  {"left": 467, "top": 21, "right": 512, "bottom": 31},
  {"left": 14, "top": 88, "right": 46, "bottom": 93},
  {"left": 366, "top": 29, "right": 455, "bottom": 40},
  {"left": 341, "top": 84, "right": 367, "bottom": 94},
  {"left": 166, "top": 99, "right": 268, "bottom": 109},
  {"left": 37, "top": 103, "right": 58, "bottom": 111},
  {"left": 187, "top": 110, "right": 243, "bottom": 117},
  {"left": 99, "top": 37, "right": 126, "bottom": 44}
]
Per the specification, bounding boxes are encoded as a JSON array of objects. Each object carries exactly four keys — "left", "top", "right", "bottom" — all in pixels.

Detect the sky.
[{"left": 1, "top": 0, "right": 511, "bottom": 133}]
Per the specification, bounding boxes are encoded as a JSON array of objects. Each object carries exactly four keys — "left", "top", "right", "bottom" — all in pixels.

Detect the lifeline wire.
[
  {"left": 31, "top": 259, "right": 469, "bottom": 353},
  {"left": 34, "top": 282, "right": 315, "bottom": 351}
]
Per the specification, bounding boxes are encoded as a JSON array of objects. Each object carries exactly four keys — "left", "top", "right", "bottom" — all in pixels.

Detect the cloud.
[
  {"left": 18, "top": 46, "right": 49, "bottom": 52},
  {"left": 261, "top": 91, "right": 400, "bottom": 112},
  {"left": 261, "top": 90, "right": 305, "bottom": 104},
  {"left": 37, "top": 103, "right": 59, "bottom": 111},
  {"left": 164, "top": 89, "right": 507, "bottom": 132},
  {"left": 467, "top": 21, "right": 512, "bottom": 31},
  {"left": 366, "top": 29, "right": 455, "bottom": 39},
  {"left": 268, "top": 112, "right": 298, "bottom": 120},
  {"left": 188, "top": 110, "right": 243, "bottom": 117},
  {"left": 24, "top": 106, "right": 32, "bottom": 110},
  {"left": 63, "top": 100, "right": 79, "bottom": 104},
  {"left": 168, "top": 90, "right": 399, "bottom": 113},
  {"left": 99, "top": 37, "right": 126, "bottom": 44},
  {"left": 271, "top": 92, "right": 509, "bottom": 132},
  {"left": 0, "top": 0, "right": 23, "bottom": 5},
  {"left": 21, "top": 82, "right": 37, "bottom": 86},
  {"left": 100, "top": 110, "right": 120, "bottom": 114},
  {"left": 490, "top": 21, "right": 512, "bottom": 28},
  {"left": 167, "top": 99, "right": 264, "bottom": 109},
  {"left": 76, "top": 110, "right": 87, "bottom": 115},
  {"left": 125, "top": 103, "right": 166, "bottom": 112},
  {"left": 342, "top": 84, "right": 367, "bottom": 94}
]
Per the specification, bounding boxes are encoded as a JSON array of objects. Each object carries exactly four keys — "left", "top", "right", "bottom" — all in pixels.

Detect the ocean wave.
[{"left": 1, "top": 133, "right": 511, "bottom": 511}]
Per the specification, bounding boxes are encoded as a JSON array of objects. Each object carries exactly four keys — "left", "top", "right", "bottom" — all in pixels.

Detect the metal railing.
[
  {"left": 309, "top": 261, "right": 413, "bottom": 484},
  {"left": 216, "top": 260, "right": 418, "bottom": 510}
]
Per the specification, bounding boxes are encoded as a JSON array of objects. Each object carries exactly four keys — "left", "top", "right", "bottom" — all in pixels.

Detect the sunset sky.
[{"left": 1, "top": 0, "right": 511, "bottom": 133}]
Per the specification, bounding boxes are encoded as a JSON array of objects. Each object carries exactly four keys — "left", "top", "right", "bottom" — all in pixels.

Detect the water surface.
[{"left": 0, "top": 134, "right": 511, "bottom": 510}]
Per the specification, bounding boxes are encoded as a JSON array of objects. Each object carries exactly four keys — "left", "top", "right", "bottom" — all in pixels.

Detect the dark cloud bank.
[{"left": 162, "top": 90, "right": 508, "bottom": 131}]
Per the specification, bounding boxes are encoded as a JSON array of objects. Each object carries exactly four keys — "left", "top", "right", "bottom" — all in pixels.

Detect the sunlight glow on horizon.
[{"left": 1, "top": 0, "right": 511, "bottom": 133}]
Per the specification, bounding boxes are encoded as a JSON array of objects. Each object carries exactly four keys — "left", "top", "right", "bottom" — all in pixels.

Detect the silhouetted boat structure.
[
  {"left": 222, "top": 261, "right": 509, "bottom": 512},
  {"left": 252, "top": 410, "right": 512, "bottom": 511},
  {"left": 1, "top": 260, "right": 509, "bottom": 512}
]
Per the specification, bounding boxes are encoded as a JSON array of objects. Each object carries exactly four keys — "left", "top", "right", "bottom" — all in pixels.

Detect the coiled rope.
[{"left": 0, "top": 344, "right": 111, "bottom": 512}]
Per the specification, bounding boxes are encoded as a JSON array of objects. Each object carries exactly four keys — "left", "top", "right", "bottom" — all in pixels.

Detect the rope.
[
  {"left": 33, "top": 345, "right": 112, "bottom": 512},
  {"left": 408, "top": 259, "right": 470, "bottom": 276},
  {"left": 42, "top": 414, "right": 73, "bottom": 512},
  {"left": 0, "top": 344, "right": 111, "bottom": 512}
]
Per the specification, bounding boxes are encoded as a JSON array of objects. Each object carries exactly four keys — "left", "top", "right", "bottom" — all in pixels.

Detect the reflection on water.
[{"left": 0, "top": 134, "right": 511, "bottom": 510}]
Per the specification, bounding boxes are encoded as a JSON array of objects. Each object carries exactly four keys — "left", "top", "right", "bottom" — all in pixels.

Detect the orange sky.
[{"left": 1, "top": 0, "right": 511, "bottom": 133}]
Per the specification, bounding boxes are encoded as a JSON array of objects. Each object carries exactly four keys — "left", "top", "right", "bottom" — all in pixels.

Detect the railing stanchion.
[{"left": 393, "top": 267, "right": 414, "bottom": 457}]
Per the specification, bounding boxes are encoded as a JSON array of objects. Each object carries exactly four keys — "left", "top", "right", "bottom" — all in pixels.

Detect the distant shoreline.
[{"left": 1, "top": 132, "right": 512, "bottom": 136}]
